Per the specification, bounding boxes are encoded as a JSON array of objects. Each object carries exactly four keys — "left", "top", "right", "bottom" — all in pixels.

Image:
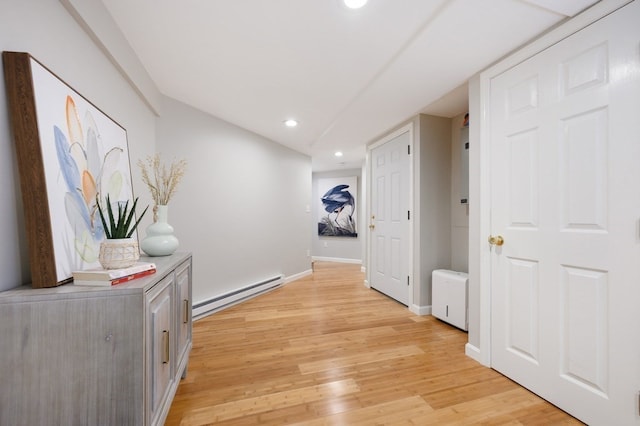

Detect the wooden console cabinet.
[{"left": 0, "top": 252, "right": 192, "bottom": 425}]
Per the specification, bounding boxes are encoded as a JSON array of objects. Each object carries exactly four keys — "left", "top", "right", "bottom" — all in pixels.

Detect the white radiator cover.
[
  {"left": 192, "top": 275, "right": 284, "bottom": 320},
  {"left": 432, "top": 269, "right": 469, "bottom": 331}
]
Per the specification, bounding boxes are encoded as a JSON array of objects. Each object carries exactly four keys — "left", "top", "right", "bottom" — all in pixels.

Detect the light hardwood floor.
[{"left": 166, "top": 262, "right": 582, "bottom": 425}]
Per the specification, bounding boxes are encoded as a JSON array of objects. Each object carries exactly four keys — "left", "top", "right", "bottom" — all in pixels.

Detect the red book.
[{"left": 110, "top": 268, "right": 157, "bottom": 285}]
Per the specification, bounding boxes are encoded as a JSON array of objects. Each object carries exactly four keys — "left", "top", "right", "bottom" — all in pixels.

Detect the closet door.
[
  {"left": 369, "top": 128, "right": 410, "bottom": 306},
  {"left": 489, "top": 2, "right": 640, "bottom": 423}
]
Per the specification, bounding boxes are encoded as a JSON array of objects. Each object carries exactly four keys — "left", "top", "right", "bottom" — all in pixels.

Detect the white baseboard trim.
[
  {"left": 360, "top": 265, "right": 366, "bottom": 273},
  {"left": 410, "top": 304, "right": 431, "bottom": 316},
  {"left": 363, "top": 279, "right": 370, "bottom": 288},
  {"left": 312, "top": 256, "right": 362, "bottom": 264},
  {"left": 285, "top": 269, "right": 312, "bottom": 284},
  {"left": 465, "top": 343, "right": 483, "bottom": 364}
]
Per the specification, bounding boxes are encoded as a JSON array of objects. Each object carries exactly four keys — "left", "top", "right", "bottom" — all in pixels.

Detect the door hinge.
[
  {"left": 637, "top": 391, "right": 640, "bottom": 416},
  {"left": 408, "top": 144, "right": 411, "bottom": 155},
  {"left": 407, "top": 210, "right": 410, "bottom": 220},
  {"left": 407, "top": 276, "right": 410, "bottom": 286}
]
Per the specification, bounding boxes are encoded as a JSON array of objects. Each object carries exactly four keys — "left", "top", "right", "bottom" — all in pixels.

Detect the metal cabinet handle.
[
  {"left": 182, "top": 299, "right": 189, "bottom": 324},
  {"left": 162, "top": 330, "right": 170, "bottom": 364}
]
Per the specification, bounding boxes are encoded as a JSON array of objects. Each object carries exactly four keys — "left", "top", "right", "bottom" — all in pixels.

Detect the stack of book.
[{"left": 72, "top": 262, "right": 157, "bottom": 286}]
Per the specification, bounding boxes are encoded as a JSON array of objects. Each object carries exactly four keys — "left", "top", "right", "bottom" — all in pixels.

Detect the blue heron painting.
[{"left": 318, "top": 180, "right": 357, "bottom": 237}]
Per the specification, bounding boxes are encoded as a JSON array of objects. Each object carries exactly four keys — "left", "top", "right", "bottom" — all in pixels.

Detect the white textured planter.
[{"left": 99, "top": 238, "right": 140, "bottom": 269}]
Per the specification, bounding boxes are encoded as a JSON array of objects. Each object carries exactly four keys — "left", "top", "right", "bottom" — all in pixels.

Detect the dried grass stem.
[{"left": 138, "top": 154, "right": 187, "bottom": 207}]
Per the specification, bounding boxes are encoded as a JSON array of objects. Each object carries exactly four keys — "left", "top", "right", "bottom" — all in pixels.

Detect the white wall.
[
  {"left": 0, "top": 0, "right": 157, "bottom": 291},
  {"left": 1, "top": 1, "right": 312, "bottom": 305},
  {"left": 312, "top": 169, "right": 363, "bottom": 263},
  {"left": 450, "top": 112, "right": 470, "bottom": 272},
  {"left": 155, "top": 97, "right": 312, "bottom": 305}
]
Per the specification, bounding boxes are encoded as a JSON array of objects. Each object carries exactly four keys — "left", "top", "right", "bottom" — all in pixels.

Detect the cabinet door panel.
[
  {"left": 176, "top": 260, "right": 192, "bottom": 367},
  {"left": 0, "top": 294, "right": 143, "bottom": 425},
  {"left": 148, "top": 280, "right": 173, "bottom": 422}
]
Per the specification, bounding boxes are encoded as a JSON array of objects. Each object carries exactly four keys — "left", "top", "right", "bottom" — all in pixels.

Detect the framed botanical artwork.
[
  {"left": 317, "top": 176, "right": 358, "bottom": 237},
  {"left": 3, "top": 51, "right": 135, "bottom": 288}
]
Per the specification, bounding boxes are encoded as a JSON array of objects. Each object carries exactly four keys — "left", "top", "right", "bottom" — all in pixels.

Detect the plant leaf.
[
  {"left": 122, "top": 198, "right": 137, "bottom": 237},
  {"left": 114, "top": 200, "right": 128, "bottom": 238},
  {"left": 106, "top": 194, "right": 117, "bottom": 238},
  {"left": 95, "top": 195, "right": 111, "bottom": 239},
  {"left": 126, "top": 201, "right": 148, "bottom": 238}
]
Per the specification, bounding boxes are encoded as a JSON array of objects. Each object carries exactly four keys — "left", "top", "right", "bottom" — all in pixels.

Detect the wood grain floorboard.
[{"left": 166, "top": 262, "right": 582, "bottom": 425}]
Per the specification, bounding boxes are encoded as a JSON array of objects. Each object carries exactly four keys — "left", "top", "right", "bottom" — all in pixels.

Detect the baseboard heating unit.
[{"left": 192, "top": 274, "right": 284, "bottom": 320}]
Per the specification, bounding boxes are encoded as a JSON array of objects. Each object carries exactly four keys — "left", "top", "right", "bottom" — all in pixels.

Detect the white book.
[
  {"left": 72, "top": 262, "right": 156, "bottom": 281},
  {"left": 72, "top": 268, "right": 157, "bottom": 286}
]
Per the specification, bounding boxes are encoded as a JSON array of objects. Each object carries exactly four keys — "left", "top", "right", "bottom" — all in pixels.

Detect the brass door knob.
[
  {"left": 488, "top": 235, "right": 504, "bottom": 246},
  {"left": 369, "top": 224, "right": 375, "bottom": 230}
]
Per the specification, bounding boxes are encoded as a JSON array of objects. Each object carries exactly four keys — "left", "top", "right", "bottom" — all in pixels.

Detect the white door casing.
[
  {"left": 488, "top": 1, "right": 640, "bottom": 424},
  {"left": 368, "top": 125, "right": 411, "bottom": 306}
]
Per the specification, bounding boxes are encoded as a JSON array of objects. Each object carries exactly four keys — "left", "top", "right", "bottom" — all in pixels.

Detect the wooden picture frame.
[{"left": 3, "top": 51, "right": 135, "bottom": 288}]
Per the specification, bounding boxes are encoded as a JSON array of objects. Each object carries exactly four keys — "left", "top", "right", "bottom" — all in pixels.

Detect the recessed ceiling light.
[
  {"left": 343, "top": 0, "right": 368, "bottom": 9},
  {"left": 334, "top": 151, "right": 343, "bottom": 157},
  {"left": 284, "top": 119, "right": 298, "bottom": 128}
]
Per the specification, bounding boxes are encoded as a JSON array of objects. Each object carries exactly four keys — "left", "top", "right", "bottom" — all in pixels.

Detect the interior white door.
[
  {"left": 369, "top": 130, "right": 410, "bottom": 305},
  {"left": 490, "top": 2, "right": 640, "bottom": 424}
]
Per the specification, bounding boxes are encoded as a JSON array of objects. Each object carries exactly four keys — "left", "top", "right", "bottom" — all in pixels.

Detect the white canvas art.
[
  {"left": 4, "top": 52, "right": 137, "bottom": 287},
  {"left": 317, "top": 177, "right": 357, "bottom": 237},
  {"left": 29, "top": 57, "right": 134, "bottom": 282}
]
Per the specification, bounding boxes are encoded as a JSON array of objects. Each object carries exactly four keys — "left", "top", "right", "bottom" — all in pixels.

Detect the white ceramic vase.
[
  {"left": 141, "top": 205, "right": 179, "bottom": 256},
  {"left": 99, "top": 238, "right": 140, "bottom": 269}
]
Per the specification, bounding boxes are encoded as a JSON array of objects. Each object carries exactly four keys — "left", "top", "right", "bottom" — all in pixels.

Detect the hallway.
[{"left": 166, "top": 262, "right": 580, "bottom": 425}]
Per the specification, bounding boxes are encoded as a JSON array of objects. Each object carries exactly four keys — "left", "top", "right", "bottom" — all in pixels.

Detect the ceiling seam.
[
  {"left": 309, "top": 0, "right": 455, "bottom": 147},
  {"left": 517, "top": 0, "right": 576, "bottom": 17}
]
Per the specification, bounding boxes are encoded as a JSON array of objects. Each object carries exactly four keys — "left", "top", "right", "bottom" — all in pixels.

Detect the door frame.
[
  {"left": 470, "top": 0, "right": 633, "bottom": 367},
  {"left": 366, "top": 122, "right": 415, "bottom": 311}
]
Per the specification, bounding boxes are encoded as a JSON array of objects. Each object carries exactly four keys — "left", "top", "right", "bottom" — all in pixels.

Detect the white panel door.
[
  {"left": 370, "top": 130, "right": 410, "bottom": 305},
  {"left": 490, "top": 2, "right": 640, "bottom": 424}
]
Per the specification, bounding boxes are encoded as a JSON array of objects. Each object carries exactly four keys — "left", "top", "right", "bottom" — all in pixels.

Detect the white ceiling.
[{"left": 102, "top": 0, "right": 599, "bottom": 171}]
